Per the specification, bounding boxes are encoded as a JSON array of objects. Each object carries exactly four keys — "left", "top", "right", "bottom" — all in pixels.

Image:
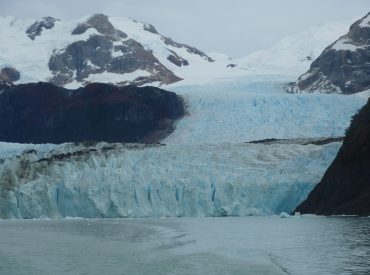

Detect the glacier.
[
  {"left": 0, "top": 141, "right": 341, "bottom": 219},
  {"left": 165, "top": 76, "right": 367, "bottom": 144}
]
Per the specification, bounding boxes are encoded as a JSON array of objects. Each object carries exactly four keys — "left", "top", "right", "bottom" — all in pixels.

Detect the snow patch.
[
  {"left": 84, "top": 70, "right": 150, "bottom": 83},
  {"left": 359, "top": 13, "right": 370, "bottom": 28},
  {"left": 237, "top": 20, "right": 353, "bottom": 76},
  {"left": 331, "top": 38, "right": 366, "bottom": 51},
  {"left": 355, "top": 89, "right": 370, "bottom": 98}
]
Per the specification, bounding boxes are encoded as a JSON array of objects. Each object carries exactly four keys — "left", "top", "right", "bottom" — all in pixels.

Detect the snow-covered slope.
[
  {"left": 289, "top": 12, "right": 370, "bottom": 94},
  {"left": 0, "top": 14, "right": 358, "bottom": 87},
  {"left": 236, "top": 20, "right": 353, "bottom": 76},
  {"left": 0, "top": 14, "right": 244, "bottom": 87}
]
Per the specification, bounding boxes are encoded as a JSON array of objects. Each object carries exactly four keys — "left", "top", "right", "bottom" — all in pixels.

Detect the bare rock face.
[
  {"left": 296, "top": 98, "right": 370, "bottom": 216},
  {"left": 288, "top": 12, "right": 370, "bottom": 94},
  {"left": 0, "top": 67, "right": 20, "bottom": 83},
  {"left": 4, "top": 14, "right": 217, "bottom": 87},
  {"left": 167, "top": 50, "right": 189, "bottom": 67},
  {"left": 161, "top": 36, "right": 214, "bottom": 63},
  {"left": 0, "top": 82, "right": 185, "bottom": 144},
  {"left": 26, "top": 16, "right": 58, "bottom": 40},
  {"left": 71, "top": 14, "right": 127, "bottom": 40},
  {"left": 49, "top": 14, "right": 182, "bottom": 86},
  {"left": 143, "top": 23, "right": 158, "bottom": 34}
]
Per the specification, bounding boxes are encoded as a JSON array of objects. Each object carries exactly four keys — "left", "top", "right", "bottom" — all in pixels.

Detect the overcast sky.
[{"left": 0, "top": 0, "right": 369, "bottom": 57}]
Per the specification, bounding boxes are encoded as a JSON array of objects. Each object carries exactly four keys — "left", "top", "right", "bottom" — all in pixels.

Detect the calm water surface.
[{"left": 0, "top": 216, "right": 369, "bottom": 275}]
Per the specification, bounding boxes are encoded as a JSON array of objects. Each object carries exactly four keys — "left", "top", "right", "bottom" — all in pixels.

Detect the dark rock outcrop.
[
  {"left": 0, "top": 82, "right": 184, "bottom": 144},
  {"left": 162, "top": 36, "right": 214, "bottom": 62},
  {"left": 26, "top": 16, "right": 58, "bottom": 40},
  {"left": 167, "top": 50, "right": 189, "bottom": 67},
  {"left": 0, "top": 82, "right": 12, "bottom": 92},
  {"left": 288, "top": 12, "right": 370, "bottom": 94},
  {"left": 0, "top": 67, "right": 20, "bottom": 83},
  {"left": 296, "top": 98, "right": 370, "bottom": 215},
  {"left": 143, "top": 23, "right": 158, "bottom": 34},
  {"left": 71, "top": 14, "right": 127, "bottom": 40}
]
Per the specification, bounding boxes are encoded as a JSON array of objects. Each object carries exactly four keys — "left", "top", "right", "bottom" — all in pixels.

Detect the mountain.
[
  {"left": 288, "top": 12, "right": 370, "bottom": 94},
  {"left": 0, "top": 14, "right": 244, "bottom": 88},
  {"left": 0, "top": 14, "right": 355, "bottom": 88},
  {"left": 0, "top": 82, "right": 184, "bottom": 144},
  {"left": 296, "top": 97, "right": 370, "bottom": 215}
]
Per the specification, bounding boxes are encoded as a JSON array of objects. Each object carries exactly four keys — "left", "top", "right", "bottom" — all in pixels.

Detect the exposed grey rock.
[
  {"left": 162, "top": 36, "right": 214, "bottom": 62},
  {"left": 23, "top": 13, "right": 216, "bottom": 86},
  {"left": 143, "top": 23, "right": 158, "bottom": 34},
  {"left": 141, "top": 20, "right": 213, "bottom": 63},
  {"left": 167, "top": 50, "right": 189, "bottom": 67},
  {"left": 0, "top": 67, "right": 20, "bottom": 83},
  {"left": 288, "top": 12, "right": 370, "bottom": 94},
  {"left": 71, "top": 14, "right": 127, "bottom": 40},
  {"left": 49, "top": 34, "right": 181, "bottom": 86},
  {"left": 26, "top": 16, "right": 58, "bottom": 40},
  {"left": 71, "top": 22, "right": 90, "bottom": 35}
]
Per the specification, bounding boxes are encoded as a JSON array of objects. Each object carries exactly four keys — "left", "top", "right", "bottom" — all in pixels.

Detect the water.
[{"left": 0, "top": 216, "right": 369, "bottom": 275}]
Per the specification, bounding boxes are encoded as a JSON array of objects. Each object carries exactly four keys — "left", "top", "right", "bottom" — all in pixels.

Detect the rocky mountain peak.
[
  {"left": 72, "top": 14, "right": 127, "bottom": 40},
  {"left": 287, "top": 12, "right": 370, "bottom": 94}
]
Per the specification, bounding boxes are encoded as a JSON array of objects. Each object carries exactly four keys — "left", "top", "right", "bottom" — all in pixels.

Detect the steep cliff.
[{"left": 296, "top": 98, "right": 370, "bottom": 215}]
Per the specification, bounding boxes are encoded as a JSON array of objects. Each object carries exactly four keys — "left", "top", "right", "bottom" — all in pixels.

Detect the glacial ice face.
[
  {"left": 0, "top": 142, "right": 340, "bottom": 219},
  {"left": 165, "top": 78, "right": 367, "bottom": 144}
]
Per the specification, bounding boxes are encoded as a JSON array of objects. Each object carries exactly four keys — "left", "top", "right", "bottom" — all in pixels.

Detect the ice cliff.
[{"left": 0, "top": 141, "right": 341, "bottom": 219}]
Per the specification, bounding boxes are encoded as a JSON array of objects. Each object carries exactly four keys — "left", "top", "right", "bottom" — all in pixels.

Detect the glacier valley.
[
  {"left": 0, "top": 76, "right": 367, "bottom": 219},
  {"left": 0, "top": 14, "right": 368, "bottom": 218}
]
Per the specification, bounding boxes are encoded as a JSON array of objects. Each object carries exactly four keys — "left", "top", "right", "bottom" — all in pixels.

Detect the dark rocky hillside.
[
  {"left": 0, "top": 82, "right": 184, "bottom": 144},
  {"left": 296, "top": 98, "right": 370, "bottom": 215}
]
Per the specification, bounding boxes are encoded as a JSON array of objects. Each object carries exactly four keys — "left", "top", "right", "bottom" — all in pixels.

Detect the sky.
[{"left": 0, "top": 0, "right": 369, "bottom": 58}]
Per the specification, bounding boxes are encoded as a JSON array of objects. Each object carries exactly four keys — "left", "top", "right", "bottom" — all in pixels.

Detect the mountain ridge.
[{"left": 0, "top": 13, "right": 361, "bottom": 88}]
